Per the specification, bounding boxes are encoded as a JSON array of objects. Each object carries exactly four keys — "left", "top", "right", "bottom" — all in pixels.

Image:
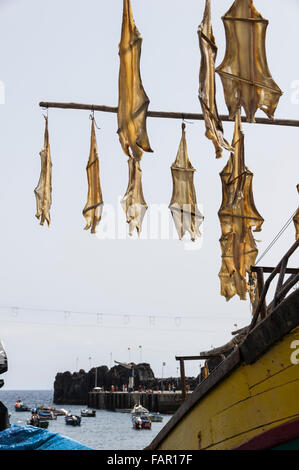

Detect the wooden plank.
[
  {"left": 241, "top": 290, "right": 299, "bottom": 365},
  {"left": 175, "top": 355, "right": 221, "bottom": 361},
  {"left": 39, "top": 102, "right": 299, "bottom": 128},
  {"left": 251, "top": 267, "right": 299, "bottom": 275},
  {"left": 273, "top": 258, "right": 288, "bottom": 309},
  {"left": 250, "top": 239, "right": 299, "bottom": 331},
  {"left": 180, "top": 359, "right": 187, "bottom": 402},
  {"left": 233, "top": 417, "right": 299, "bottom": 450},
  {"left": 256, "top": 267, "right": 267, "bottom": 319}
]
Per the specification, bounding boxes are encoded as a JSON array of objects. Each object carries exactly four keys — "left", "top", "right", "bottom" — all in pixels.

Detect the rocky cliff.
[
  {"left": 54, "top": 363, "right": 155, "bottom": 405},
  {"left": 53, "top": 363, "right": 198, "bottom": 405}
]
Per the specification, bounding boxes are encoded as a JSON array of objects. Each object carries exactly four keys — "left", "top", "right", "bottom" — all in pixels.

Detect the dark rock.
[{"left": 53, "top": 363, "right": 197, "bottom": 405}]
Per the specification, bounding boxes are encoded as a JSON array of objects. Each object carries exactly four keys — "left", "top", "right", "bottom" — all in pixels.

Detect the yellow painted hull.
[{"left": 156, "top": 326, "right": 299, "bottom": 450}]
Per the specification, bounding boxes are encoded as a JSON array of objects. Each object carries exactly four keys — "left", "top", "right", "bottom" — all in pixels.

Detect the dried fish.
[
  {"left": 83, "top": 119, "right": 104, "bottom": 234},
  {"left": 198, "top": 0, "right": 232, "bottom": 158},
  {"left": 216, "top": 0, "right": 282, "bottom": 123},
  {"left": 117, "top": 0, "right": 153, "bottom": 161},
  {"left": 121, "top": 158, "right": 148, "bottom": 236},
  {"left": 169, "top": 124, "right": 204, "bottom": 241},
  {"left": 294, "top": 184, "right": 299, "bottom": 240},
  {"left": 218, "top": 109, "right": 264, "bottom": 301},
  {"left": 34, "top": 116, "right": 52, "bottom": 226}
]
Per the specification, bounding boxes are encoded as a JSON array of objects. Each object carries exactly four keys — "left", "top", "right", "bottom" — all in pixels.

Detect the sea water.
[{"left": 0, "top": 390, "right": 171, "bottom": 450}]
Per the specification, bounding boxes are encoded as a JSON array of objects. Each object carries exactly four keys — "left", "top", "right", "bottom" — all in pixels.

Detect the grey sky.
[{"left": 0, "top": 0, "right": 298, "bottom": 389}]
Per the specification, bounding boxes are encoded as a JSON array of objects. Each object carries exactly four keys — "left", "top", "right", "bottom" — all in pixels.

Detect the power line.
[
  {"left": 1, "top": 319, "right": 222, "bottom": 334},
  {"left": 0, "top": 305, "right": 240, "bottom": 321}
]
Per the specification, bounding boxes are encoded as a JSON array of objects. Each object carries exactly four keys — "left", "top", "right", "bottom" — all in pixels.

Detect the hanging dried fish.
[
  {"left": 218, "top": 109, "right": 264, "bottom": 301},
  {"left": 121, "top": 158, "right": 148, "bottom": 236},
  {"left": 34, "top": 116, "right": 52, "bottom": 226},
  {"left": 198, "top": 0, "right": 232, "bottom": 158},
  {"left": 117, "top": 0, "right": 153, "bottom": 161},
  {"left": 83, "top": 118, "right": 104, "bottom": 234},
  {"left": 294, "top": 184, "right": 299, "bottom": 240},
  {"left": 169, "top": 124, "right": 204, "bottom": 241},
  {"left": 216, "top": 0, "right": 282, "bottom": 123}
]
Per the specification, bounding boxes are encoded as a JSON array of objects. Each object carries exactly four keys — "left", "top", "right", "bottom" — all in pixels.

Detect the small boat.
[
  {"left": 65, "top": 414, "right": 81, "bottom": 426},
  {"left": 131, "top": 405, "right": 152, "bottom": 430},
  {"left": 32, "top": 408, "right": 57, "bottom": 421},
  {"left": 149, "top": 413, "right": 163, "bottom": 423},
  {"left": 14, "top": 400, "right": 30, "bottom": 412},
  {"left": 81, "top": 409, "right": 96, "bottom": 417},
  {"left": 38, "top": 411, "right": 57, "bottom": 421},
  {"left": 36, "top": 406, "right": 67, "bottom": 417},
  {"left": 27, "top": 415, "right": 49, "bottom": 429}
]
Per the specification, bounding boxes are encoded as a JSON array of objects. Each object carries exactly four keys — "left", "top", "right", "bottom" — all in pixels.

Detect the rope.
[{"left": 255, "top": 209, "right": 298, "bottom": 265}]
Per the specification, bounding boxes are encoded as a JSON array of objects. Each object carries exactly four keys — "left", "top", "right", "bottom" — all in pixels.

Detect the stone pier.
[{"left": 87, "top": 391, "right": 191, "bottom": 414}]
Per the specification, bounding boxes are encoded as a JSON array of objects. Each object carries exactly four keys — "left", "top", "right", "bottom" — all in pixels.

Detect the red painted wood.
[{"left": 233, "top": 418, "right": 299, "bottom": 450}]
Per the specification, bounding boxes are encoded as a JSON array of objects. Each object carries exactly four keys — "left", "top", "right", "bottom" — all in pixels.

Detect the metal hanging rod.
[{"left": 39, "top": 101, "right": 299, "bottom": 128}]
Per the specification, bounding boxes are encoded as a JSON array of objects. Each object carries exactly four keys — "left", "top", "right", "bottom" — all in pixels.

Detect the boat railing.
[{"left": 249, "top": 238, "right": 299, "bottom": 332}]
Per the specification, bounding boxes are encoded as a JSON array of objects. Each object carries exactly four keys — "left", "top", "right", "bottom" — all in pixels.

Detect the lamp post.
[
  {"left": 138, "top": 345, "right": 142, "bottom": 363},
  {"left": 128, "top": 347, "right": 131, "bottom": 362},
  {"left": 161, "top": 362, "right": 166, "bottom": 392},
  {"left": 88, "top": 356, "right": 92, "bottom": 371},
  {"left": 76, "top": 357, "right": 79, "bottom": 371}
]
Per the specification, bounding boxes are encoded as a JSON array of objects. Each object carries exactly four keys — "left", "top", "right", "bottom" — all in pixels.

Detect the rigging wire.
[{"left": 255, "top": 209, "right": 298, "bottom": 266}]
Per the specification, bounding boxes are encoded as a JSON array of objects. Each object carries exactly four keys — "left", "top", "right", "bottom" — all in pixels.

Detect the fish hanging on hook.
[
  {"left": 117, "top": 0, "right": 153, "bottom": 161},
  {"left": 216, "top": 0, "right": 282, "bottom": 123},
  {"left": 34, "top": 115, "right": 52, "bottom": 226},
  {"left": 198, "top": 0, "right": 233, "bottom": 158},
  {"left": 83, "top": 118, "right": 104, "bottom": 234},
  {"left": 294, "top": 184, "right": 299, "bottom": 241},
  {"left": 218, "top": 109, "right": 264, "bottom": 301},
  {"left": 121, "top": 158, "right": 148, "bottom": 236},
  {"left": 169, "top": 124, "right": 204, "bottom": 241}
]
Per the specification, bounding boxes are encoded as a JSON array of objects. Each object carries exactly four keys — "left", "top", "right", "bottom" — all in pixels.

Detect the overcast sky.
[{"left": 0, "top": 0, "right": 298, "bottom": 390}]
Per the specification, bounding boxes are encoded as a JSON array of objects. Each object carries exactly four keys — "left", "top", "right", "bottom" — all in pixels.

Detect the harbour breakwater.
[
  {"left": 87, "top": 390, "right": 192, "bottom": 414},
  {"left": 54, "top": 363, "right": 198, "bottom": 406}
]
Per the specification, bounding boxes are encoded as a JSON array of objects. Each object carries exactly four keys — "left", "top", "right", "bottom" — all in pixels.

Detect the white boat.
[
  {"left": 81, "top": 409, "right": 96, "bottom": 417},
  {"left": 131, "top": 405, "right": 152, "bottom": 430}
]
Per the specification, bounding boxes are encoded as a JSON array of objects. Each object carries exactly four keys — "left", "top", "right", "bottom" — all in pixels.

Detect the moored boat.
[
  {"left": 36, "top": 406, "right": 68, "bottom": 417},
  {"left": 27, "top": 414, "right": 49, "bottom": 429},
  {"left": 65, "top": 414, "right": 81, "bottom": 426},
  {"left": 14, "top": 400, "right": 30, "bottom": 412},
  {"left": 81, "top": 409, "right": 96, "bottom": 417},
  {"left": 32, "top": 408, "right": 57, "bottom": 421},
  {"left": 131, "top": 405, "right": 152, "bottom": 430},
  {"left": 149, "top": 413, "right": 163, "bottom": 423}
]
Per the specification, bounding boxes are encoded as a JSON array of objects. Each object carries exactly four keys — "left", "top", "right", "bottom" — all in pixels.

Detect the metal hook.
[
  {"left": 89, "top": 110, "right": 101, "bottom": 130},
  {"left": 182, "top": 118, "right": 194, "bottom": 125},
  {"left": 41, "top": 106, "right": 48, "bottom": 119}
]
